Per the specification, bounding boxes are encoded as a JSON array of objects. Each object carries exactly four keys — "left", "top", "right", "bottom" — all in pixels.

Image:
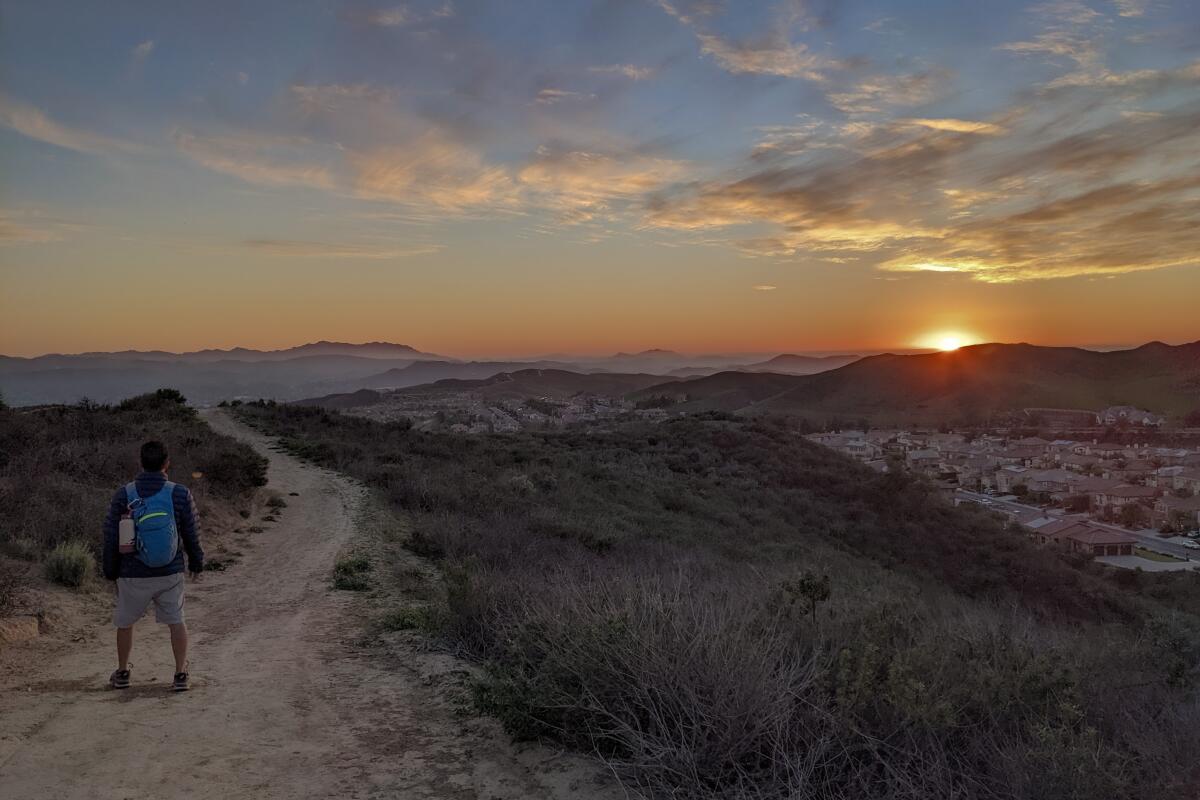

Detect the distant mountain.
[
  {"left": 740, "top": 353, "right": 861, "bottom": 375},
  {"left": 23, "top": 341, "right": 442, "bottom": 363},
  {"left": 299, "top": 369, "right": 681, "bottom": 409},
  {"left": 356, "top": 360, "right": 586, "bottom": 390},
  {"left": 296, "top": 388, "right": 384, "bottom": 410},
  {"left": 634, "top": 371, "right": 805, "bottom": 413},
  {"left": 634, "top": 341, "right": 1200, "bottom": 424},
  {"left": 449, "top": 369, "right": 678, "bottom": 400}
]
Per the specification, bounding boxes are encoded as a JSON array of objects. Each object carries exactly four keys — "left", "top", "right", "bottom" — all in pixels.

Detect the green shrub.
[
  {"left": 332, "top": 555, "right": 371, "bottom": 591},
  {"left": 44, "top": 541, "right": 92, "bottom": 587},
  {"left": 196, "top": 448, "right": 268, "bottom": 494},
  {"left": 378, "top": 605, "right": 434, "bottom": 631},
  {"left": 265, "top": 495, "right": 288, "bottom": 509}
]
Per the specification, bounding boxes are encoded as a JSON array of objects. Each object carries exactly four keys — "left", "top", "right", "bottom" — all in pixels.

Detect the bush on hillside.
[
  {"left": 0, "top": 389, "right": 266, "bottom": 559},
  {"left": 44, "top": 541, "right": 92, "bottom": 587}
]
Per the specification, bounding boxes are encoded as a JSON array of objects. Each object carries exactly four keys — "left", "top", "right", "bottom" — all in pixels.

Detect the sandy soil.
[{"left": 0, "top": 409, "right": 619, "bottom": 800}]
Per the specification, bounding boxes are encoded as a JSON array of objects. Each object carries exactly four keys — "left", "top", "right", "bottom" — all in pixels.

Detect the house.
[
  {"left": 1033, "top": 518, "right": 1136, "bottom": 556},
  {"left": 1099, "top": 406, "right": 1164, "bottom": 427},
  {"left": 1148, "top": 466, "right": 1185, "bottom": 488},
  {"left": 995, "top": 445, "right": 1047, "bottom": 467},
  {"left": 1064, "top": 526, "right": 1137, "bottom": 556},
  {"left": 906, "top": 448, "right": 940, "bottom": 470},
  {"left": 1024, "top": 469, "right": 1077, "bottom": 499},
  {"left": 841, "top": 438, "right": 883, "bottom": 461},
  {"left": 995, "top": 465, "right": 1029, "bottom": 493},
  {"left": 1151, "top": 495, "right": 1200, "bottom": 530},
  {"left": 1088, "top": 442, "right": 1130, "bottom": 459},
  {"left": 1171, "top": 468, "right": 1200, "bottom": 495},
  {"left": 1090, "top": 484, "right": 1160, "bottom": 519},
  {"left": 1057, "top": 453, "right": 1099, "bottom": 473}
]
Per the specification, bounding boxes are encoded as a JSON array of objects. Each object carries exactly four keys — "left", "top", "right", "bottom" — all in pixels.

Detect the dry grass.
[{"left": 235, "top": 402, "right": 1200, "bottom": 800}]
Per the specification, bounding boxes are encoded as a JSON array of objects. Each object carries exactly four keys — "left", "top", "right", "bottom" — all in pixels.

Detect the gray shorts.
[{"left": 114, "top": 574, "right": 185, "bottom": 628}]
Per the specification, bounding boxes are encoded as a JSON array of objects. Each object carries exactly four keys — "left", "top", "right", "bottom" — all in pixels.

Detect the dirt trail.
[{"left": 0, "top": 409, "right": 617, "bottom": 800}]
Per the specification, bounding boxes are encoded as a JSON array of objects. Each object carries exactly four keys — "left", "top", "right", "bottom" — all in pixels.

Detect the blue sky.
[{"left": 1, "top": 0, "right": 1199, "bottom": 356}]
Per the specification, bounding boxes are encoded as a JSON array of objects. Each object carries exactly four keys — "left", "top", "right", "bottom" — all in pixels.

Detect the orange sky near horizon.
[{"left": 3, "top": 246, "right": 1197, "bottom": 358}]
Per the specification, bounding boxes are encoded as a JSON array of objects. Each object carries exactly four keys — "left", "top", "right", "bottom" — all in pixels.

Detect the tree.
[
  {"left": 781, "top": 571, "right": 831, "bottom": 626},
  {"left": 1119, "top": 503, "right": 1143, "bottom": 529}
]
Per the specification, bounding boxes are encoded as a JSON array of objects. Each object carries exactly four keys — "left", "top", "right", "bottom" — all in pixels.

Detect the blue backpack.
[{"left": 125, "top": 482, "right": 180, "bottom": 568}]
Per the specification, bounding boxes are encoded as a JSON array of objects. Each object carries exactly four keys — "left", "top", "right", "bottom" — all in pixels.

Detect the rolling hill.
[
  {"left": 300, "top": 369, "right": 679, "bottom": 408},
  {"left": 634, "top": 341, "right": 1200, "bottom": 424},
  {"left": 739, "top": 353, "right": 861, "bottom": 374}
]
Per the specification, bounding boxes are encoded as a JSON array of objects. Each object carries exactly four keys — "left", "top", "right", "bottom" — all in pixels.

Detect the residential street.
[{"left": 955, "top": 489, "right": 1199, "bottom": 563}]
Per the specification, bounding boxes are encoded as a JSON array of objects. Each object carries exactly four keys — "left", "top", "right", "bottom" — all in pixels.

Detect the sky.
[{"left": 1, "top": 0, "right": 1199, "bottom": 358}]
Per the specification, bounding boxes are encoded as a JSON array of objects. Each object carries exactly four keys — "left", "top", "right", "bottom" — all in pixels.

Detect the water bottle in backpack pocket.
[{"left": 125, "top": 482, "right": 179, "bottom": 568}]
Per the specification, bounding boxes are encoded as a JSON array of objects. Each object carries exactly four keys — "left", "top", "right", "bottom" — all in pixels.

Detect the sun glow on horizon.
[{"left": 917, "top": 331, "right": 981, "bottom": 351}]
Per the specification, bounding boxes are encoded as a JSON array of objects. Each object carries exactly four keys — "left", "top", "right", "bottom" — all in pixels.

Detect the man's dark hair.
[{"left": 140, "top": 440, "right": 169, "bottom": 471}]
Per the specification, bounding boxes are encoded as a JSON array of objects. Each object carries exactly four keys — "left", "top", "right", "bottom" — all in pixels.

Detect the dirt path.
[{"left": 0, "top": 410, "right": 617, "bottom": 800}]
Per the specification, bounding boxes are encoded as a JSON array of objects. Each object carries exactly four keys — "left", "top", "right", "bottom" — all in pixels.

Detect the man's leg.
[
  {"left": 168, "top": 623, "right": 188, "bottom": 674},
  {"left": 117, "top": 626, "right": 133, "bottom": 670}
]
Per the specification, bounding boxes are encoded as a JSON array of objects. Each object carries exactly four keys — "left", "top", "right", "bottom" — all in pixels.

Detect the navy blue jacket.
[{"left": 102, "top": 472, "right": 204, "bottom": 579}]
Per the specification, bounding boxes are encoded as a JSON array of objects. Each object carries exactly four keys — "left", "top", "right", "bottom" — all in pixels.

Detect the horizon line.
[{"left": 3, "top": 338, "right": 1193, "bottom": 361}]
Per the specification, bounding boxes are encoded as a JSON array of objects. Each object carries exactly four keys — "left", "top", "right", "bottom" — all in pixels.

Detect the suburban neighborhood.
[{"left": 807, "top": 406, "right": 1200, "bottom": 572}]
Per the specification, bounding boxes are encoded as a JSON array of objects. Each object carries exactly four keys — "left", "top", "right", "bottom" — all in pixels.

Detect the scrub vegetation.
[
  {"left": 0, "top": 390, "right": 267, "bottom": 599},
  {"left": 239, "top": 401, "right": 1200, "bottom": 799}
]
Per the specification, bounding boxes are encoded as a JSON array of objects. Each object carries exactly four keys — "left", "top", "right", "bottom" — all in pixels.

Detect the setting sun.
[
  {"left": 937, "top": 334, "right": 966, "bottom": 351},
  {"left": 915, "top": 331, "right": 980, "bottom": 351}
]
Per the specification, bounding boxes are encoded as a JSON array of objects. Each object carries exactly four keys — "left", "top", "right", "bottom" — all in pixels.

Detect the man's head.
[{"left": 140, "top": 440, "right": 170, "bottom": 473}]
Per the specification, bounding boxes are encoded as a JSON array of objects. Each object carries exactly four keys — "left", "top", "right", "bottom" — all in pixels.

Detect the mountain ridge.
[{"left": 633, "top": 340, "right": 1200, "bottom": 423}]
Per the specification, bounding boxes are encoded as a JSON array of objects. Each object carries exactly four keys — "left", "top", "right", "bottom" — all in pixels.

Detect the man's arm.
[
  {"left": 176, "top": 486, "right": 204, "bottom": 574},
  {"left": 102, "top": 488, "right": 124, "bottom": 581}
]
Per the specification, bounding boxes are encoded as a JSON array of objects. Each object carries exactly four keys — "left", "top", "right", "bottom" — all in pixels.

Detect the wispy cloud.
[
  {"left": 132, "top": 40, "right": 155, "bottom": 61},
  {"left": 368, "top": 6, "right": 410, "bottom": 27},
  {"left": 350, "top": 135, "right": 518, "bottom": 211},
  {"left": 1113, "top": 0, "right": 1149, "bottom": 17},
  {"left": 752, "top": 284, "right": 777, "bottom": 291},
  {"left": 901, "top": 118, "right": 1004, "bottom": 135},
  {"left": 653, "top": 0, "right": 722, "bottom": 26},
  {"left": 519, "top": 146, "right": 687, "bottom": 224},
  {"left": 696, "top": 34, "right": 826, "bottom": 80},
  {"left": 535, "top": 88, "right": 592, "bottom": 105},
  {"left": 0, "top": 95, "right": 141, "bottom": 155},
  {"left": 589, "top": 64, "right": 654, "bottom": 80},
  {"left": 0, "top": 208, "right": 89, "bottom": 244},
  {"left": 827, "top": 71, "right": 944, "bottom": 114},
  {"left": 173, "top": 130, "right": 336, "bottom": 190},
  {"left": 243, "top": 239, "right": 441, "bottom": 259}
]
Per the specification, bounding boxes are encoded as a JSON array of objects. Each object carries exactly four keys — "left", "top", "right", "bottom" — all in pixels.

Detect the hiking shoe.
[
  {"left": 172, "top": 671, "right": 190, "bottom": 692},
  {"left": 110, "top": 669, "right": 131, "bottom": 690}
]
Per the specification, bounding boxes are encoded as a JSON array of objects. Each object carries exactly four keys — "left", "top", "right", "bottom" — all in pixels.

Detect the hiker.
[{"left": 102, "top": 440, "right": 204, "bottom": 692}]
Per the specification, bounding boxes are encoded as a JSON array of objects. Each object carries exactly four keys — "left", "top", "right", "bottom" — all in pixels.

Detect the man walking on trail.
[{"left": 102, "top": 440, "right": 204, "bottom": 692}]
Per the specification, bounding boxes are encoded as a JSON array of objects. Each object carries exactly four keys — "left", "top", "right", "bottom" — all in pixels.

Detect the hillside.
[
  {"left": 233, "top": 401, "right": 1200, "bottom": 800},
  {"left": 356, "top": 360, "right": 585, "bottom": 389},
  {"left": 433, "top": 369, "right": 678, "bottom": 400},
  {"left": 636, "top": 341, "right": 1200, "bottom": 424},
  {"left": 0, "top": 390, "right": 267, "bottom": 613},
  {"left": 298, "top": 370, "right": 680, "bottom": 412},
  {"left": 633, "top": 371, "right": 806, "bottom": 412},
  {"left": 740, "top": 353, "right": 861, "bottom": 374}
]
